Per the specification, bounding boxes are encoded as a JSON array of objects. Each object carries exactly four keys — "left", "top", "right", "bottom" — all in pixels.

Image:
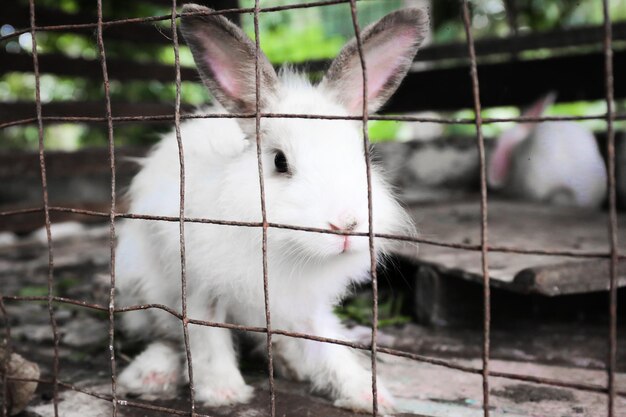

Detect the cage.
[{"left": 0, "top": 1, "right": 624, "bottom": 416}]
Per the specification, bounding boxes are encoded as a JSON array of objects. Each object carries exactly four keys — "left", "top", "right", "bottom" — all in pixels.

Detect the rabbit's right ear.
[
  {"left": 521, "top": 91, "right": 557, "bottom": 127},
  {"left": 487, "top": 92, "right": 557, "bottom": 188},
  {"left": 180, "top": 4, "right": 279, "bottom": 114},
  {"left": 320, "top": 8, "right": 428, "bottom": 114}
]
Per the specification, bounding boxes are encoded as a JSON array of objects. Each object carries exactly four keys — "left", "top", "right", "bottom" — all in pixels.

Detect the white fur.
[
  {"left": 116, "top": 6, "right": 420, "bottom": 414},
  {"left": 117, "top": 342, "right": 180, "bottom": 399},
  {"left": 488, "top": 93, "right": 607, "bottom": 208},
  {"left": 116, "top": 82, "right": 411, "bottom": 412},
  {"left": 503, "top": 122, "right": 607, "bottom": 207}
]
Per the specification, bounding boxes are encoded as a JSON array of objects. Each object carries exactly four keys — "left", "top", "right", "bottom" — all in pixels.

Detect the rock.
[
  {"left": 28, "top": 386, "right": 112, "bottom": 417},
  {"left": 0, "top": 232, "right": 17, "bottom": 247},
  {"left": 11, "top": 324, "right": 54, "bottom": 344},
  {"left": 0, "top": 341, "right": 40, "bottom": 415},
  {"left": 61, "top": 316, "right": 108, "bottom": 348},
  {"left": 30, "top": 222, "right": 86, "bottom": 245}
]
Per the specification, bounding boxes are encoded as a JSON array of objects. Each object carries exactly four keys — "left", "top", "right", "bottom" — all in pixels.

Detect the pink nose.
[{"left": 329, "top": 222, "right": 356, "bottom": 252}]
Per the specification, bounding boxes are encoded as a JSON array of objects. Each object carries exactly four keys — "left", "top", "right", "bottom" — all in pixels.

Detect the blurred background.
[{"left": 1, "top": 0, "right": 625, "bottom": 151}]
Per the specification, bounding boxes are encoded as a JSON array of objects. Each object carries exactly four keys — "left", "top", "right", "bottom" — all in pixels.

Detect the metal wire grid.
[
  {"left": 460, "top": 2, "right": 491, "bottom": 412},
  {"left": 0, "top": 0, "right": 621, "bottom": 417}
]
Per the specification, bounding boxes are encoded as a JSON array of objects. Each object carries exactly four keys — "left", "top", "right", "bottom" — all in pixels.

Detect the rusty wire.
[
  {"left": 169, "top": 1, "right": 197, "bottom": 416},
  {"left": 2, "top": 112, "right": 626, "bottom": 131},
  {"left": 252, "top": 0, "right": 277, "bottom": 413},
  {"left": 460, "top": 1, "right": 491, "bottom": 415},
  {"left": 94, "top": 1, "right": 119, "bottom": 416},
  {"left": 0, "top": 1, "right": 623, "bottom": 416},
  {"left": 3, "top": 205, "right": 625, "bottom": 259},
  {"left": 27, "top": 1, "right": 60, "bottom": 416},
  {"left": 602, "top": 0, "right": 619, "bottom": 416},
  {"left": 347, "top": 0, "right": 380, "bottom": 413}
]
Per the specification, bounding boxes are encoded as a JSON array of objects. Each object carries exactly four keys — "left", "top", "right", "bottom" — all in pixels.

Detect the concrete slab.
[{"left": 395, "top": 200, "right": 626, "bottom": 295}]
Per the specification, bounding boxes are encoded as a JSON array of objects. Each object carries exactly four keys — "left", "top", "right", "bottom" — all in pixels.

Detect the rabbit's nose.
[
  {"left": 344, "top": 220, "right": 358, "bottom": 232},
  {"left": 329, "top": 222, "right": 355, "bottom": 253},
  {"left": 329, "top": 220, "right": 358, "bottom": 232},
  {"left": 329, "top": 223, "right": 341, "bottom": 232}
]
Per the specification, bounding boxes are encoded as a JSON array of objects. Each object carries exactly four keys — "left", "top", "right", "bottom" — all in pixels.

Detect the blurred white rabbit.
[
  {"left": 115, "top": 4, "right": 427, "bottom": 414},
  {"left": 488, "top": 92, "right": 607, "bottom": 208}
]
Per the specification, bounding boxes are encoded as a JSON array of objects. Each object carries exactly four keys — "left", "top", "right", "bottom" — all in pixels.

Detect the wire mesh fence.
[{"left": 0, "top": 1, "right": 621, "bottom": 417}]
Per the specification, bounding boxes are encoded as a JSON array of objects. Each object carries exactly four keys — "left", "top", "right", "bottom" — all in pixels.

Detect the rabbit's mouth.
[
  {"left": 333, "top": 234, "right": 371, "bottom": 256},
  {"left": 334, "top": 235, "right": 351, "bottom": 254},
  {"left": 341, "top": 237, "right": 350, "bottom": 253},
  {"left": 328, "top": 223, "right": 356, "bottom": 254}
]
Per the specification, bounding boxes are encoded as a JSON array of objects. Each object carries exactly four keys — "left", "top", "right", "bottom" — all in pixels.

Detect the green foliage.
[
  {"left": 48, "top": 33, "right": 97, "bottom": 59},
  {"left": 515, "top": 0, "right": 626, "bottom": 29},
  {"left": 445, "top": 107, "right": 520, "bottom": 138},
  {"left": 368, "top": 120, "right": 402, "bottom": 143},
  {"left": 335, "top": 291, "right": 412, "bottom": 328},
  {"left": 18, "top": 285, "right": 49, "bottom": 298},
  {"left": 254, "top": 24, "right": 344, "bottom": 63},
  {"left": 433, "top": 0, "right": 626, "bottom": 43},
  {"left": 240, "top": 0, "right": 405, "bottom": 63},
  {"left": 0, "top": 123, "right": 168, "bottom": 151},
  {"left": 57, "top": 276, "right": 81, "bottom": 295},
  {"left": 0, "top": 73, "right": 91, "bottom": 102},
  {"left": 1, "top": 126, "right": 42, "bottom": 150},
  {"left": 107, "top": 80, "right": 210, "bottom": 105}
]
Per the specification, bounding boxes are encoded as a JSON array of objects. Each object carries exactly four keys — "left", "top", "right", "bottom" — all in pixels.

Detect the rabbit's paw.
[
  {"left": 118, "top": 344, "right": 180, "bottom": 399},
  {"left": 334, "top": 384, "right": 396, "bottom": 415},
  {"left": 195, "top": 375, "right": 254, "bottom": 407}
]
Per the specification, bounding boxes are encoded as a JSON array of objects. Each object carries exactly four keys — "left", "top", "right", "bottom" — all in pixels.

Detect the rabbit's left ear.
[{"left": 320, "top": 8, "right": 428, "bottom": 114}]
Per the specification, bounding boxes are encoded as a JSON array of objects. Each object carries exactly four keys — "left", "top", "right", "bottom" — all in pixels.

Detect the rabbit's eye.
[{"left": 274, "top": 151, "right": 289, "bottom": 174}]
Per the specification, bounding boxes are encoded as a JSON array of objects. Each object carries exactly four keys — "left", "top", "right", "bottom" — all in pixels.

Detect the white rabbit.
[
  {"left": 115, "top": 4, "right": 426, "bottom": 414},
  {"left": 488, "top": 93, "right": 607, "bottom": 208}
]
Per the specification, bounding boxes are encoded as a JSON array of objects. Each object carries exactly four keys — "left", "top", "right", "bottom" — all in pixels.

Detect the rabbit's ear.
[
  {"left": 521, "top": 91, "right": 557, "bottom": 127},
  {"left": 180, "top": 4, "right": 279, "bottom": 114},
  {"left": 488, "top": 126, "right": 525, "bottom": 188},
  {"left": 487, "top": 92, "right": 557, "bottom": 188},
  {"left": 320, "top": 8, "right": 428, "bottom": 114}
]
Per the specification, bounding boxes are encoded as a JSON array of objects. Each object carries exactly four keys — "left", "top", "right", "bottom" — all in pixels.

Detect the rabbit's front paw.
[
  {"left": 334, "top": 383, "right": 396, "bottom": 415},
  {"left": 118, "top": 349, "right": 180, "bottom": 399},
  {"left": 195, "top": 373, "right": 254, "bottom": 407}
]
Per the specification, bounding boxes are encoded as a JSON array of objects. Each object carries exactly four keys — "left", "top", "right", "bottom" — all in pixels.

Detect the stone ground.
[{"left": 1, "top": 223, "right": 625, "bottom": 417}]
